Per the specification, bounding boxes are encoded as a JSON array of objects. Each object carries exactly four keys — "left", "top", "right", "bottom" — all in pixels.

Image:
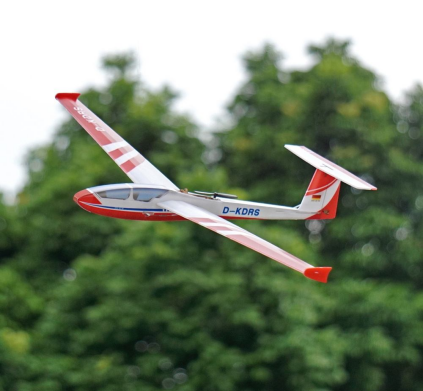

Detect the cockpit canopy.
[
  {"left": 96, "top": 188, "right": 131, "bottom": 200},
  {"left": 93, "top": 185, "right": 168, "bottom": 202},
  {"left": 133, "top": 188, "right": 168, "bottom": 201}
]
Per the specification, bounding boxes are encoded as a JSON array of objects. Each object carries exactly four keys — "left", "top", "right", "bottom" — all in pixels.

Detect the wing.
[
  {"left": 56, "top": 93, "right": 178, "bottom": 190},
  {"left": 158, "top": 200, "right": 332, "bottom": 283}
]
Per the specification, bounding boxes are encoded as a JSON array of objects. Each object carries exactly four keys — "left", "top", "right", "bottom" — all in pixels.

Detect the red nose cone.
[{"left": 73, "top": 189, "right": 100, "bottom": 206}]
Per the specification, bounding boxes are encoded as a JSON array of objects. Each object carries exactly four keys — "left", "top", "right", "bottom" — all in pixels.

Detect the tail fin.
[
  {"left": 299, "top": 169, "right": 341, "bottom": 219},
  {"left": 285, "top": 144, "right": 377, "bottom": 220}
]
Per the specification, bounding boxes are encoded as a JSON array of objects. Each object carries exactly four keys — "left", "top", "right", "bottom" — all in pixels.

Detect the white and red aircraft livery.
[{"left": 56, "top": 93, "right": 377, "bottom": 283}]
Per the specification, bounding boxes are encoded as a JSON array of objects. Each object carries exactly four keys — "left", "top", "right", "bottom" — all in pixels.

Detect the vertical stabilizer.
[{"left": 299, "top": 169, "right": 341, "bottom": 219}]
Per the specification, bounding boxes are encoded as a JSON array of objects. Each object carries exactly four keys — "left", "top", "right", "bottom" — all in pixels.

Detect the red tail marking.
[
  {"left": 306, "top": 169, "right": 337, "bottom": 196},
  {"left": 307, "top": 182, "right": 341, "bottom": 220}
]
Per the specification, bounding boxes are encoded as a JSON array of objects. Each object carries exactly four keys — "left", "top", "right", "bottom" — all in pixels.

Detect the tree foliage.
[{"left": 1, "top": 41, "right": 423, "bottom": 390}]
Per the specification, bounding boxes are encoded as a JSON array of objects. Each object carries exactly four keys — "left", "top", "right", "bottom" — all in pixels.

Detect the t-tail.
[{"left": 285, "top": 145, "right": 377, "bottom": 220}]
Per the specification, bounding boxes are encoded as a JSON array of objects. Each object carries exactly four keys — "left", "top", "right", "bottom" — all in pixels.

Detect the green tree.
[
  {"left": 2, "top": 42, "right": 423, "bottom": 391},
  {"left": 215, "top": 39, "right": 423, "bottom": 390},
  {"left": 0, "top": 194, "right": 21, "bottom": 262}
]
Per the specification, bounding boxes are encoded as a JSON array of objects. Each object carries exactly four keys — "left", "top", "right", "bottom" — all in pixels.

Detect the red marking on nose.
[{"left": 73, "top": 189, "right": 100, "bottom": 205}]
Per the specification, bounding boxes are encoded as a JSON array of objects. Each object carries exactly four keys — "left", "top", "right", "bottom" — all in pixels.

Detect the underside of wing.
[
  {"left": 56, "top": 93, "right": 178, "bottom": 190},
  {"left": 158, "top": 200, "right": 332, "bottom": 283}
]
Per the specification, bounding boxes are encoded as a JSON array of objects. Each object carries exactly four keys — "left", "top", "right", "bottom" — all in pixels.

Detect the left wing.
[
  {"left": 56, "top": 93, "right": 178, "bottom": 190},
  {"left": 158, "top": 200, "right": 332, "bottom": 283}
]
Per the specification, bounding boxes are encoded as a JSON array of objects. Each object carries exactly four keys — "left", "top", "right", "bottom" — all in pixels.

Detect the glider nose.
[{"left": 73, "top": 189, "right": 100, "bottom": 207}]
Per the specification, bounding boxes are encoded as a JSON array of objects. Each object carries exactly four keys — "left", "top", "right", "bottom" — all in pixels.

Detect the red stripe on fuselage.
[
  {"left": 78, "top": 203, "right": 186, "bottom": 221},
  {"left": 75, "top": 199, "right": 265, "bottom": 223}
]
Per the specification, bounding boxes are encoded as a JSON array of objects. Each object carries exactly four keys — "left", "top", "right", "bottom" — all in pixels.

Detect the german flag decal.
[{"left": 312, "top": 194, "right": 321, "bottom": 201}]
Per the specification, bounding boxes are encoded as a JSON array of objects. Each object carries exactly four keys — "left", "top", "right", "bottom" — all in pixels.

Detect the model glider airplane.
[{"left": 56, "top": 93, "right": 377, "bottom": 283}]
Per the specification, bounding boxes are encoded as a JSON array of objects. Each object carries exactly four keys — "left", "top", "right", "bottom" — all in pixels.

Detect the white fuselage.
[
  {"left": 76, "top": 184, "right": 317, "bottom": 221},
  {"left": 158, "top": 191, "right": 313, "bottom": 220}
]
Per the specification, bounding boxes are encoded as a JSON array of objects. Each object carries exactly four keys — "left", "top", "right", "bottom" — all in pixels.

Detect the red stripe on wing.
[
  {"left": 97, "top": 132, "right": 121, "bottom": 147},
  {"left": 109, "top": 146, "right": 133, "bottom": 160},
  {"left": 205, "top": 225, "right": 234, "bottom": 233},
  {"left": 191, "top": 217, "right": 219, "bottom": 224},
  {"left": 120, "top": 155, "right": 145, "bottom": 173},
  {"left": 55, "top": 94, "right": 122, "bottom": 147}
]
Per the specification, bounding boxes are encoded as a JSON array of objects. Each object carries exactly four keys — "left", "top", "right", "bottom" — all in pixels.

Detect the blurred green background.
[{"left": 1, "top": 39, "right": 423, "bottom": 390}]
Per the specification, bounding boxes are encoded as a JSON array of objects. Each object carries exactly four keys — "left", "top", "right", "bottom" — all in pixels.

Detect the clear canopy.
[
  {"left": 96, "top": 187, "right": 168, "bottom": 202},
  {"left": 133, "top": 188, "right": 168, "bottom": 201}
]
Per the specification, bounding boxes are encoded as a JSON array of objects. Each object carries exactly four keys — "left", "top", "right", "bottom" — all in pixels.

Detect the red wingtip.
[
  {"left": 304, "top": 267, "right": 332, "bottom": 283},
  {"left": 55, "top": 93, "right": 81, "bottom": 101}
]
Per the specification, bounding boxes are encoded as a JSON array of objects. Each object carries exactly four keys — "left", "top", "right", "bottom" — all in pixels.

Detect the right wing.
[
  {"left": 158, "top": 200, "right": 332, "bottom": 283},
  {"left": 56, "top": 93, "right": 178, "bottom": 190}
]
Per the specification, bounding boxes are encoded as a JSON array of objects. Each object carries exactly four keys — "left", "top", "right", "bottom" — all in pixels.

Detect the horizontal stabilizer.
[
  {"left": 285, "top": 145, "right": 377, "bottom": 190},
  {"left": 304, "top": 267, "right": 332, "bottom": 283}
]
